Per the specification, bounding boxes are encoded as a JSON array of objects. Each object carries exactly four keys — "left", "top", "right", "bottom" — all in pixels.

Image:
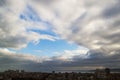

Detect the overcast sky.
[{"left": 0, "top": 0, "right": 120, "bottom": 72}]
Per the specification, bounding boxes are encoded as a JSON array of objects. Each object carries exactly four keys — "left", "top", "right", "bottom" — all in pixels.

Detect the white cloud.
[
  {"left": 53, "top": 47, "right": 89, "bottom": 61},
  {"left": 28, "top": 0, "right": 120, "bottom": 55},
  {"left": 0, "top": 48, "right": 41, "bottom": 62},
  {"left": 0, "top": 0, "right": 57, "bottom": 49},
  {"left": 15, "top": 0, "right": 119, "bottom": 55},
  {"left": 1, "top": 0, "right": 119, "bottom": 53}
]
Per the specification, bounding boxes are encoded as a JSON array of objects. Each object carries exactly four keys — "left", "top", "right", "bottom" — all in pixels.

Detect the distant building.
[
  {"left": 95, "top": 68, "right": 110, "bottom": 78},
  {"left": 105, "top": 68, "right": 110, "bottom": 75},
  {"left": 21, "top": 70, "right": 25, "bottom": 73}
]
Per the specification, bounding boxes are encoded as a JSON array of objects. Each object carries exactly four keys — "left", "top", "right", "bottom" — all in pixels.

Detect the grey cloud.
[
  {"left": 0, "top": 0, "right": 7, "bottom": 7},
  {"left": 102, "top": 1, "right": 120, "bottom": 18},
  {"left": 34, "top": 0, "right": 56, "bottom": 3},
  {"left": 0, "top": 35, "right": 28, "bottom": 48},
  {"left": 20, "top": 49, "right": 120, "bottom": 71},
  {"left": 0, "top": 48, "right": 120, "bottom": 72},
  {"left": 22, "top": 53, "right": 120, "bottom": 72},
  {"left": 0, "top": 49, "right": 39, "bottom": 71}
]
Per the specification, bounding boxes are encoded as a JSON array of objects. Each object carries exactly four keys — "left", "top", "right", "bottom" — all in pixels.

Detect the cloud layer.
[
  {"left": 0, "top": 0, "right": 120, "bottom": 52},
  {"left": 0, "top": 0, "right": 120, "bottom": 71},
  {"left": 0, "top": 48, "right": 120, "bottom": 72},
  {"left": 25, "top": 0, "right": 120, "bottom": 54},
  {"left": 0, "top": 0, "right": 57, "bottom": 49}
]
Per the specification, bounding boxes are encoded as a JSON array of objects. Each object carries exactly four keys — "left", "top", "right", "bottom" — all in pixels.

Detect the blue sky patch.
[
  {"left": 19, "top": 5, "right": 41, "bottom": 22},
  {"left": 18, "top": 39, "right": 79, "bottom": 57}
]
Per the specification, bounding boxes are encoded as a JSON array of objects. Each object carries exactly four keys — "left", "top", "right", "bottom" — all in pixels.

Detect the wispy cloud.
[{"left": 0, "top": 0, "right": 57, "bottom": 49}]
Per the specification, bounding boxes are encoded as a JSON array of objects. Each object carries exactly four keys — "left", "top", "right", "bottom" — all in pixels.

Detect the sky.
[{"left": 0, "top": 0, "right": 120, "bottom": 72}]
